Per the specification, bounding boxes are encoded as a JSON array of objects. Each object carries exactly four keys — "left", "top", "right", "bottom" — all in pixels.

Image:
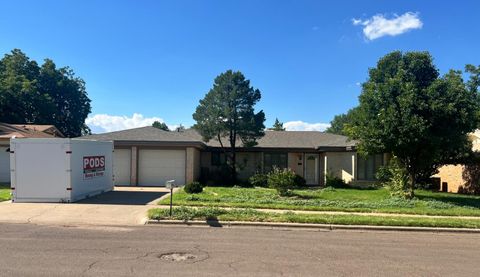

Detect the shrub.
[
  {"left": 184, "top": 181, "right": 204, "bottom": 194},
  {"left": 201, "top": 165, "right": 235, "bottom": 186},
  {"left": 325, "top": 174, "right": 347, "bottom": 188},
  {"left": 249, "top": 173, "right": 268, "bottom": 187},
  {"left": 294, "top": 174, "right": 307, "bottom": 187},
  {"left": 267, "top": 167, "right": 297, "bottom": 196},
  {"left": 379, "top": 157, "right": 411, "bottom": 198}
]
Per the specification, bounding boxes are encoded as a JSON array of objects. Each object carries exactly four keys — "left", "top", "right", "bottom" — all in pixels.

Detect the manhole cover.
[{"left": 159, "top": 252, "right": 197, "bottom": 262}]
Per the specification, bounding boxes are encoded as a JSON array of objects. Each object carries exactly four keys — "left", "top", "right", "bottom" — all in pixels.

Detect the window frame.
[
  {"left": 263, "top": 152, "right": 288, "bottom": 173},
  {"left": 357, "top": 154, "right": 384, "bottom": 181}
]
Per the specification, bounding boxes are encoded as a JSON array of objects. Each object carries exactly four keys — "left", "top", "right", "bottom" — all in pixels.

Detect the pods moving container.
[{"left": 10, "top": 138, "right": 113, "bottom": 203}]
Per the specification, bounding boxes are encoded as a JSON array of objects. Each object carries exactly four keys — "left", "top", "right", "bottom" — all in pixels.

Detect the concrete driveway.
[{"left": 0, "top": 187, "right": 169, "bottom": 226}]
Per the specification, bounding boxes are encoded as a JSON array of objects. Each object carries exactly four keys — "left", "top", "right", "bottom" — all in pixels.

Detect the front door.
[{"left": 304, "top": 154, "right": 319, "bottom": 185}]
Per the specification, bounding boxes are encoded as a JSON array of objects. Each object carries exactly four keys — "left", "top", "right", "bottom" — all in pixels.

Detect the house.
[
  {"left": 433, "top": 131, "right": 480, "bottom": 193},
  {"left": 81, "top": 126, "right": 386, "bottom": 187},
  {"left": 0, "top": 123, "right": 64, "bottom": 183}
]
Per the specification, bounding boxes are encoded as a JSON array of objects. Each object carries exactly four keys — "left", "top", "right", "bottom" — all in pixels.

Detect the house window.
[
  {"left": 211, "top": 152, "right": 225, "bottom": 166},
  {"left": 263, "top": 152, "right": 287, "bottom": 173},
  {"left": 357, "top": 154, "right": 384, "bottom": 180}
]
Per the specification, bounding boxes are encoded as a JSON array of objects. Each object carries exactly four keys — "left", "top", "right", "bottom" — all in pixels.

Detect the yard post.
[{"left": 170, "top": 187, "right": 173, "bottom": 217}]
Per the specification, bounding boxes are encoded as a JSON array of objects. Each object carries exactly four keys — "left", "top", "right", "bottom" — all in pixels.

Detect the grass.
[
  {"left": 159, "top": 186, "right": 480, "bottom": 217},
  {"left": 0, "top": 184, "right": 11, "bottom": 202},
  {"left": 148, "top": 206, "right": 480, "bottom": 229}
]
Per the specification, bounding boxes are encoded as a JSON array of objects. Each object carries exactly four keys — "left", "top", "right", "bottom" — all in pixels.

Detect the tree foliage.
[
  {"left": 0, "top": 49, "right": 91, "bottom": 137},
  {"left": 152, "top": 121, "right": 169, "bottom": 131},
  {"left": 349, "top": 51, "right": 480, "bottom": 198},
  {"left": 269, "top": 118, "right": 285, "bottom": 131},
  {"left": 193, "top": 70, "right": 266, "bottom": 183},
  {"left": 325, "top": 107, "right": 359, "bottom": 135}
]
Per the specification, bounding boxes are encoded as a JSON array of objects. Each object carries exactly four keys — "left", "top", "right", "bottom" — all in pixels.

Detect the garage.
[
  {"left": 138, "top": 149, "right": 185, "bottom": 186},
  {"left": 114, "top": 148, "right": 131, "bottom": 186},
  {"left": 0, "top": 146, "right": 10, "bottom": 183}
]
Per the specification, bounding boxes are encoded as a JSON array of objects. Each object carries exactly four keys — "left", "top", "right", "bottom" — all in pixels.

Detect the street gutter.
[{"left": 147, "top": 219, "right": 480, "bottom": 233}]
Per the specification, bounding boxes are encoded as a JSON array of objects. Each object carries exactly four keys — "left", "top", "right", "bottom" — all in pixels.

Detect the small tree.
[
  {"left": 350, "top": 51, "right": 480, "bottom": 198},
  {"left": 152, "top": 121, "right": 169, "bottom": 131},
  {"left": 193, "top": 70, "right": 266, "bottom": 183},
  {"left": 269, "top": 118, "right": 285, "bottom": 131}
]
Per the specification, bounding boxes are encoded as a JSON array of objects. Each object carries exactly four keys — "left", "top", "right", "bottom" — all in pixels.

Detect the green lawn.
[
  {"left": 149, "top": 206, "right": 480, "bottom": 229},
  {"left": 159, "top": 186, "right": 480, "bottom": 217},
  {"left": 0, "top": 184, "right": 11, "bottom": 202}
]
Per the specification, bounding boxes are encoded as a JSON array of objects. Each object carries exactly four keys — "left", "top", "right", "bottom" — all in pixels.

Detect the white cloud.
[
  {"left": 352, "top": 12, "right": 423, "bottom": 40},
  {"left": 352, "top": 18, "right": 362, "bottom": 26},
  {"left": 284, "top": 121, "right": 330, "bottom": 132},
  {"left": 86, "top": 113, "right": 175, "bottom": 133}
]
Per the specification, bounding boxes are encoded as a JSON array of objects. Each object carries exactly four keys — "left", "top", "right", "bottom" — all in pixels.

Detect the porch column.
[
  {"left": 186, "top": 147, "right": 194, "bottom": 184},
  {"left": 130, "top": 146, "right": 138, "bottom": 186},
  {"left": 352, "top": 153, "right": 356, "bottom": 181},
  {"left": 324, "top": 154, "right": 328, "bottom": 185}
]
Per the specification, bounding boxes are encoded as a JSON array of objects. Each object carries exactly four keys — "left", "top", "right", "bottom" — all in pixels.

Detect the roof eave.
[{"left": 113, "top": 140, "right": 207, "bottom": 149}]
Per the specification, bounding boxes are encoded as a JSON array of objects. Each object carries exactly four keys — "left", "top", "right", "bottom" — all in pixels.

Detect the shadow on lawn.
[{"left": 416, "top": 193, "right": 480, "bottom": 209}]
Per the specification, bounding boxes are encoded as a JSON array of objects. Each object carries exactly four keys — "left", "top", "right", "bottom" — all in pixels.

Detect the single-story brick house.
[
  {"left": 82, "top": 126, "right": 386, "bottom": 187},
  {"left": 433, "top": 131, "right": 480, "bottom": 193},
  {"left": 0, "top": 123, "right": 64, "bottom": 183}
]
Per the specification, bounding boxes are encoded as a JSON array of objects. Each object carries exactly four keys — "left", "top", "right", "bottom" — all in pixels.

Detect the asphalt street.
[{"left": 0, "top": 223, "right": 479, "bottom": 276}]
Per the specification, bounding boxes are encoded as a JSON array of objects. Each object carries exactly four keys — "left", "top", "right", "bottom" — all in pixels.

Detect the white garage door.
[
  {"left": 138, "top": 149, "right": 185, "bottom": 186},
  {"left": 0, "top": 147, "right": 10, "bottom": 183},
  {"left": 114, "top": 148, "right": 131, "bottom": 186}
]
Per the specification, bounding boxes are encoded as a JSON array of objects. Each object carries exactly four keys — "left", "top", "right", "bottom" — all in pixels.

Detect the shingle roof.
[
  {"left": 10, "top": 124, "right": 64, "bottom": 137},
  {"left": 207, "top": 130, "right": 356, "bottom": 149},
  {"left": 0, "top": 123, "right": 61, "bottom": 139},
  {"left": 82, "top": 126, "right": 203, "bottom": 142},
  {"left": 81, "top": 126, "right": 356, "bottom": 149}
]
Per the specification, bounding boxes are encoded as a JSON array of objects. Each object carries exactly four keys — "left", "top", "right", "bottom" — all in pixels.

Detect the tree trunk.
[
  {"left": 407, "top": 173, "right": 416, "bottom": 199},
  {"left": 229, "top": 129, "right": 237, "bottom": 185},
  {"left": 231, "top": 147, "right": 236, "bottom": 184}
]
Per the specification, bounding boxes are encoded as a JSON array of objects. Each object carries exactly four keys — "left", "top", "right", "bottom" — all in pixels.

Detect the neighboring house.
[
  {"left": 433, "top": 131, "right": 480, "bottom": 193},
  {"left": 0, "top": 123, "right": 64, "bottom": 183},
  {"left": 81, "top": 126, "right": 386, "bottom": 187}
]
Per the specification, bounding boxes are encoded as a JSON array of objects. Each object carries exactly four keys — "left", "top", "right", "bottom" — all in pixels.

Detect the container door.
[
  {"left": 14, "top": 141, "right": 69, "bottom": 202},
  {"left": 0, "top": 146, "right": 10, "bottom": 183}
]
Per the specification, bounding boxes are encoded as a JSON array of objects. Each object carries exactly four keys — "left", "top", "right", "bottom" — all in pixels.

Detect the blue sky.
[{"left": 1, "top": 0, "right": 479, "bottom": 133}]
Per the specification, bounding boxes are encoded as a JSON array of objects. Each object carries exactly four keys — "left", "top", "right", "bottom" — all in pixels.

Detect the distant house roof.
[
  {"left": 0, "top": 123, "right": 64, "bottom": 139},
  {"left": 81, "top": 127, "right": 205, "bottom": 147},
  {"left": 81, "top": 126, "right": 356, "bottom": 150}
]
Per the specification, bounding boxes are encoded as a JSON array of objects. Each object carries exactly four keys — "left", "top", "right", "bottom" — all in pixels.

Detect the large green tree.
[
  {"left": 325, "top": 107, "right": 359, "bottom": 136},
  {"left": 0, "top": 49, "right": 91, "bottom": 137},
  {"left": 193, "top": 70, "right": 266, "bottom": 183},
  {"left": 350, "top": 51, "right": 480, "bottom": 198}
]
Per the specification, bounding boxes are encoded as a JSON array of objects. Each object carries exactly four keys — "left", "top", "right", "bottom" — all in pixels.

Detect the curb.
[{"left": 147, "top": 219, "right": 480, "bottom": 233}]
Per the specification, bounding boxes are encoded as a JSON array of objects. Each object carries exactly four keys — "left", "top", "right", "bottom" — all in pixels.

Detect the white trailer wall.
[
  {"left": 70, "top": 140, "right": 113, "bottom": 201},
  {"left": 10, "top": 138, "right": 113, "bottom": 203},
  {"left": 11, "top": 140, "right": 69, "bottom": 201}
]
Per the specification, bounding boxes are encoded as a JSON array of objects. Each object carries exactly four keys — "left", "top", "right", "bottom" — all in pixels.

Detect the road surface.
[{"left": 0, "top": 223, "right": 478, "bottom": 276}]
